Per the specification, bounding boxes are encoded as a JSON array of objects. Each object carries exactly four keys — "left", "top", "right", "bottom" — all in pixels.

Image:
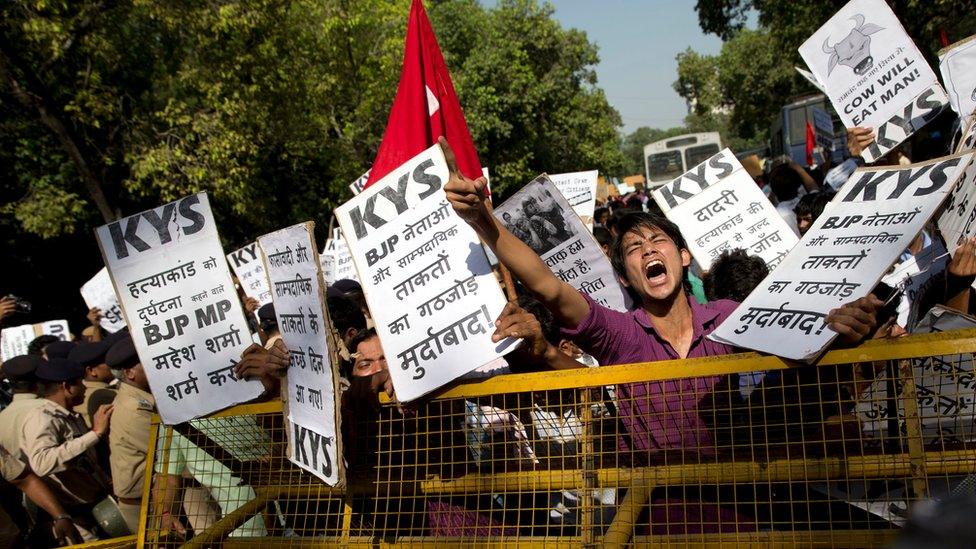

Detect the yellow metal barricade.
[{"left": 110, "top": 328, "right": 976, "bottom": 547}]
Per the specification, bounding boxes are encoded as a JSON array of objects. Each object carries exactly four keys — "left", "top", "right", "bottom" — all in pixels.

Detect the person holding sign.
[{"left": 442, "top": 136, "right": 882, "bottom": 531}]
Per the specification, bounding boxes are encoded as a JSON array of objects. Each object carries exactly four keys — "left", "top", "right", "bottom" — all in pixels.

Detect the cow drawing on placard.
[{"left": 822, "top": 14, "right": 885, "bottom": 76}]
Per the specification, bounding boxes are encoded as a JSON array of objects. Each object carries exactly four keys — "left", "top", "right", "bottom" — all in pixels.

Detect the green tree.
[{"left": 673, "top": 28, "right": 798, "bottom": 151}]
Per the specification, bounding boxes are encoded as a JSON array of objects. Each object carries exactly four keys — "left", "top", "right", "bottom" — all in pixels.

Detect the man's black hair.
[
  {"left": 793, "top": 192, "right": 818, "bottom": 219},
  {"left": 769, "top": 163, "right": 804, "bottom": 202},
  {"left": 609, "top": 212, "right": 691, "bottom": 296},
  {"left": 36, "top": 380, "right": 63, "bottom": 398},
  {"left": 810, "top": 191, "right": 836, "bottom": 222},
  {"left": 27, "top": 335, "right": 60, "bottom": 356},
  {"left": 347, "top": 328, "right": 378, "bottom": 358},
  {"left": 594, "top": 207, "right": 609, "bottom": 225},
  {"left": 516, "top": 294, "right": 560, "bottom": 346},
  {"left": 593, "top": 226, "right": 612, "bottom": 248},
  {"left": 328, "top": 295, "right": 367, "bottom": 335},
  {"left": 703, "top": 249, "right": 768, "bottom": 302}
]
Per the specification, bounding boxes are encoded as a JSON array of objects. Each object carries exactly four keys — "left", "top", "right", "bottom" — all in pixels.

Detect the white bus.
[{"left": 643, "top": 132, "right": 723, "bottom": 188}]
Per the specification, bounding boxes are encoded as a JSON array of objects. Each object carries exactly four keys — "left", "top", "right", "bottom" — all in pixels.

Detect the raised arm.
[{"left": 440, "top": 138, "right": 590, "bottom": 327}]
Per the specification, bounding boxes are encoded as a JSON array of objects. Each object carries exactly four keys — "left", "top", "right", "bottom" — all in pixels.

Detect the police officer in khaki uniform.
[
  {"left": 0, "top": 355, "right": 45, "bottom": 459},
  {"left": 105, "top": 336, "right": 155, "bottom": 533},
  {"left": 1, "top": 444, "right": 83, "bottom": 547},
  {"left": 20, "top": 357, "right": 114, "bottom": 541},
  {"left": 67, "top": 341, "right": 116, "bottom": 428}
]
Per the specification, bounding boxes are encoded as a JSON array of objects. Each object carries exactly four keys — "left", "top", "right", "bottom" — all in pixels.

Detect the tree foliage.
[
  {"left": 0, "top": 0, "right": 624, "bottom": 323},
  {"left": 682, "top": 0, "right": 976, "bottom": 153}
]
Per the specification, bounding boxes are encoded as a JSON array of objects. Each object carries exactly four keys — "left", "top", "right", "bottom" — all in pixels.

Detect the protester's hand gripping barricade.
[{"left": 71, "top": 328, "right": 976, "bottom": 548}]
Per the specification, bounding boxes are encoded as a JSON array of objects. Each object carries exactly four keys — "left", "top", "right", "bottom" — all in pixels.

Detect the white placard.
[
  {"left": 320, "top": 229, "right": 359, "bottom": 286},
  {"left": 795, "top": 65, "right": 827, "bottom": 94},
  {"left": 880, "top": 239, "right": 948, "bottom": 328},
  {"left": 549, "top": 170, "right": 598, "bottom": 230},
  {"left": 95, "top": 192, "right": 264, "bottom": 424},
  {"left": 495, "top": 175, "right": 632, "bottom": 312},
  {"left": 258, "top": 222, "right": 343, "bottom": 486},
  {"left": 799, "top": 0, "right": 948, "bottom": 163},
  {"left": 652, "top": 148, "right": 798, "bottom": 271},
  {"left": 80, "top": 268, "right": 126, "bottom": 333},
  {"left": 857, "top": 306, "right": 976, "bottom": 448},
  {"left": 335, "top": 144, "right": 515, "bottom": 402},
  {"left": 937, "top": 159, "right": 976, "bottom": 254},
  {"left": 939, "top": 34, "right": 976, "bottom": 119},
  {"left": 812, "top": 107, "right": 835, "bottom": 151},
  {"left": 349, "top": 169, "right": 371, "bottom": 196},
  {"left": 710, "top": 153, "right": 974, "bottom": 360},
  {"left": 226, "top": 242, "right": 272, "bottom": 306},
  {"left": 0, "top": 320, "right": 70, "bottom": 362}
]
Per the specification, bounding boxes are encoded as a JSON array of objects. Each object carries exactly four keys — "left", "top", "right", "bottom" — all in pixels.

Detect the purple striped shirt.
[{"left": 562, "top": 292, "right": 739, "bottom": 459}]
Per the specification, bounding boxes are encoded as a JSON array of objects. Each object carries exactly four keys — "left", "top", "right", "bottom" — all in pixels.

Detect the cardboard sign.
[
  {"left": 495, "top": 175, "right": 632, "bottom": 312},
  {"left": 226, "top": 242, "right": 272, "bottom": 306},
  {"left": 799, "top": 0, "right": 948, "bottom": 163},
  {"left": 0, "top": 321, "right": 69, "bottom": 362},
  {"left": 710, "top": 153, "right": 974, "bottom": 360},
  {"left": 549, "top": 170, "right": 599, "bottom": 230},
  {"left": 880, "top": 239, "right": 948, "bottom": 328},
  {"left": 937, "top": 158, "right": 976, "bottom": 254},
  {"left": 80, "top": 268, "right": 126, "bottom": 333},
  {"left": 335, "top": 144, "right": 515, "bottom": 402},
  {"left": 258, "top": 222, "right": 343, "bottom": 486},
  {"left": 652, "top": 148, "right": 798, "bottom": 270},
  {"left": 858, "top": 306, "right": 976, "bottom": 448},
  {"left": 812, "top": 107, "right": 835, "bottom": 152},
  {"left": 322, "top": 229, "right": 359, "bottom": 285},
  {"left": 95, "top": 192, "right": 264, "bottom": 424},
  {"left": 349, "top": 170, "right": 371, "bottom": 196},
  {"left": 939, "top": 34, "right": 976, "bottom": 119}
]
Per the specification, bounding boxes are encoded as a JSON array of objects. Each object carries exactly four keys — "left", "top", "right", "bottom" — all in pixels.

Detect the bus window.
[
  {"left": 789, "top": 107, "right": 807, "bottom": 146},
  {"left": 665, "top": 136, "right": 698, "bottom": 148},
  {"left": 647, "top": 151, "right": 684, "bottom": 180},
  {"left": 684, "top": 144, "right": 720, "bottom": 169}
]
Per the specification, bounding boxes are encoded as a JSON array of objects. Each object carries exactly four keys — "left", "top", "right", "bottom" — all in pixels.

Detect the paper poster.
[
  {"left": 349, "top": 169, "right": 371, "bottom": 196},
  {"left": 258, "top": 222, "right": 343, "bottom": 486},
  {"left": 937, "top": 158, "right": 976, "bottom": 254},
  {"left": 549, "top": 170, "right": 598, "bottom": 230},
  {"left": 226, "top": 242, "right": 272, "bottom": 306},
  {"left": 319, "top": 229, "right": 359, "bottom": 286},
  {"left": 0, "top": 320, "right": 70, "bottom": 362},
  {"left": 939, "top": 34, "right": 976, "bottom": 119},
  {"left": 80, "top": 268, "right": 126, "bottom": 333},
  {"left": 857, "top": 306, "right": 976, "bottom": 448},
  {"left": 652, "top": 148, "right": 798, "bottom": 270},
  {"left": 795, "top": 65, "right": 827, "bottom": 94},
  {"left": 880, "top": 239, "right": 948, "bottom": 328},
  {"left": 799, "top": 0, "right": 948, "bottom": 163},
  {"left": 95, "top": 192, "right": 264, "bottom": 424},
  {"left": 812, "top": 107, "right": 835, "bottom": 151},
  {"left": 335, "top": 144, "right": 515, "bottom": 402},
  {"left": 710, "top": 152, "right": 974, "bottom": 360},
  {"left": 495, "top": 175, "right": 632, "bottom": 312}
]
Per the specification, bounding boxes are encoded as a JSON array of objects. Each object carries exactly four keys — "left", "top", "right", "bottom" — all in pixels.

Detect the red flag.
[
  {"left": 805, "top": 121, "right": 816, "bottom": 166},
  {"left": 365, "top": 0, "right": 482, "bottom": 188}
]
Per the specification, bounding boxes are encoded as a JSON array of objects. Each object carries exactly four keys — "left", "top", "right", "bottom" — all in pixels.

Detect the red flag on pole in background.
[
  {"left": 805, "top": 121, "right": 816, "bottom": 166},
  {"left": 364, "top": 0, "right": 482, "bottom": 188}
]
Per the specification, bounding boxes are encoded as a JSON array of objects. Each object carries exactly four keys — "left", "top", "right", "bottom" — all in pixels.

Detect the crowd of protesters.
[{"left": 1, "top": 99, "right": 975, "bottom": 544}]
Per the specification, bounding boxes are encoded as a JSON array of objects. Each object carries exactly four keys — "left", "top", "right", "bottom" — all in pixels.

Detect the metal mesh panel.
[{"left": 124, "top": 329, "right": 976, "bottom": 547}]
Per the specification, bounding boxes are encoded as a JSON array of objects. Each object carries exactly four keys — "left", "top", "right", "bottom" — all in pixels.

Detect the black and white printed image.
[{"left": 499, "top": 188, "right": 577, "bottom": 256}]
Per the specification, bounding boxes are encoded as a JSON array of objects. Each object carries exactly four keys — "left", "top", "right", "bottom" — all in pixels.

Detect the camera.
[{"left": 4, "top": 295, "right": 31, "bottom": 314}]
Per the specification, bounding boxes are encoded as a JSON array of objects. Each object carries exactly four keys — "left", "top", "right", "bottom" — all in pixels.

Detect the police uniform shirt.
[
  {"left": 20, "top": 399, "right": 107, "bottom": 504},
  {"left": 0, "top": 393, "right": 44, "bottom": 460},
  {"left": 73, "top": 380, "right": 116, "bottom": 428},
  {"left": 109, "top": 383, "right": 155, "bottom": 500},
  {"left": 0, "top": 445, "right": 26, "bottom": 548}
]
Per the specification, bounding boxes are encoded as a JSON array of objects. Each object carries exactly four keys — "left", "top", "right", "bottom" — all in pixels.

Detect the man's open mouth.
[{"left": 644, "top": 260, "right": 666, "bottom": 282}]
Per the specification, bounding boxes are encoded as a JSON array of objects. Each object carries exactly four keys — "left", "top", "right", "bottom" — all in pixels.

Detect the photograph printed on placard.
[{"left": 498, "top": 184, "right": 578, "bottom": 256}]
